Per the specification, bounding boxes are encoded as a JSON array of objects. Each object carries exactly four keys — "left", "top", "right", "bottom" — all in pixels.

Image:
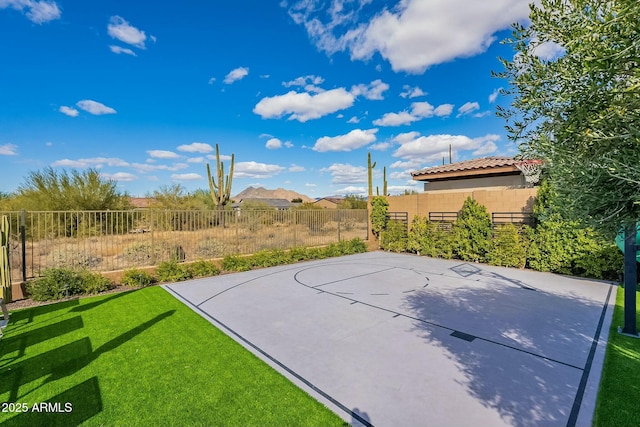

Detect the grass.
[
  {"left": 0, "top": 287, "right": 347, "bottom": 427},
  {"left": 593, "top": 286, "right": 640, "bottom": 427}
]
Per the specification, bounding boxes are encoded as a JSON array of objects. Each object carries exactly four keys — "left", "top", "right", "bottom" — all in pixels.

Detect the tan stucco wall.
[
  {"left": 422, "top": 174, "right": 525, "bottom": 191},
  {"left": 314, "top": 199, "right": 338, "bottom": 209},
  {"left": 378, "top": 187, "right": 538, "bottom": 224}
]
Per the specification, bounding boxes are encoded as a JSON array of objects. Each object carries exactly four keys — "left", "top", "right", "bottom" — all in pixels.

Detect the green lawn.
[
  {"left": 594, "top": 287, "right": 640, "bottom": 427},
  {"left": 0, "top": 287, "right": 347, "bottom": 427}
]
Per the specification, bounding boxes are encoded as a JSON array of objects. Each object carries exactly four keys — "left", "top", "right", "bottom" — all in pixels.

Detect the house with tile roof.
[
  {"left": 411, "top": 156, "right": 540, "bottom": 193},
  {"left": 313, "top": 197, "right": 344, "bottom": 209}
]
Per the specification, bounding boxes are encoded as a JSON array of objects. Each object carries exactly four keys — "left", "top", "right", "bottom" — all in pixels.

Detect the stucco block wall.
[{"left": 380, "top": 187, "right": 538, "bottom": 224}]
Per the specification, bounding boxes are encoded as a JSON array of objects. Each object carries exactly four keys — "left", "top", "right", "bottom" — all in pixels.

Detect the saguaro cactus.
[
  {"left": 206, "top": 144, "right": 235, "bottom": 210},
  {"left": 383, "top": 166, "right": 388, "bottom": 196},
  {"left": 368, "top": 152, "right": 376, "bottom": 197},
  {"left": 1, "top": 215, "right": 11, "bottom": 303}
]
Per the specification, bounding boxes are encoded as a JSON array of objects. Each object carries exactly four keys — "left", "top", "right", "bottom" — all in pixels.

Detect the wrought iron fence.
[{"left": 1, "top": 209, "right": 369, "bottom": 282}]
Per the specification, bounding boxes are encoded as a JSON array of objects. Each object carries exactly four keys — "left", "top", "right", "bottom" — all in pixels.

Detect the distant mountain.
[{"left": 233, "top": 186, "right": 314, "bottom": 203}]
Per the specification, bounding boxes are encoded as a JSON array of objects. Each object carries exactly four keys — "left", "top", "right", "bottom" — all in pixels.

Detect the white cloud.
[
  {"left": 108, "top": 16, "right": 148, "bottom": 48},
  {"left": 347, "top": 116, "right": 360, "bottom": 124},
  {"left": 265, "top": 138, "right": 283, "bottom": 149},
  {"left": 287, "top": 0, "right": 531, "bottom": 73},
  {"left": 235, "top": 161, "right": 285, "bottom": 178},
  {"left": 172, "top": 173, "right": 203, "bottom": 181},
  {"left": 373, "top": 111, "right": 417, "bottom": 127},
  {"left": 305, "top": 183, "right": 317, "bottom": 187},
  {"left": 187, "top": 157, "right": 205, "bottom": 163},
  {"left": 284, "top": 141, "right": 294, "bottom": 148},
  {"left": 254, "top": 88, "right": 355, "bottom": 122},
  {"left": 101, "top": 172, "right": 137, "bottom": 182},
  {"left": 289, "top": 164, "right": 305, "bottom": 172},
  {"left": 208, "top": 77, "right": 216, "bottom": 84},
  {"left": 434, "top": 104, "right": 454, "bottom": 117},
  {"left": 0, "top": 0, "right": 61, "bottom": 23},
  {"left": 334, "top": 186, "right": 367, "bottom": 196},
  {"left": 59, "top": 106, "right": 79, "bottom": 117},
  {"left": 489, "top": 87, "right": 502, "bottom": 103},
  {"left": 224, "top": 67, "right": 249, "bottom": 84},
  {"left": 389, "top": 159, "right": 423, "bottom": 169},
  {"left": 177, "top": 142, "right": 213, "bottom": 153},
  {"left": 76, "top": 100, "right": 116, "bottom": 115},
  {"left": 472, "top": 140, "right": 498, "bottom": 156},
  {"left": 400, "top": 85, "right": 426, "bottom": 98},
  {"left": 532, "top": 40, "right": 566, "bottom": 61},
  {"left": 373, "top": 101, "right": 452, "bottom": 126},
  {"left": 283, "top": 75, "right": 325, "bottom": 93},
  {"left": 321, "top": 163, "right": 367, "bottom": 184},
  {"left": 473, "top": 111, "right": 491, "bottom": 118},
  {"left": 132, "top": 162, "right": 188, "bottom": 173},
  {"left": 0, "top": 144, "right": 17, "bottom": 155},
  {"left": 51, "top": 157, "right": 130, "bottom": 168},
  {"left": 370, "top": 142, "right": 393, "bottom": 151},
  {"left": 456, "top": 101, "right": 480, "bottom": 117},
  {"left": 313, "top": 128, "right": 377, "bottom": 152},
  {"left": 350, "top": 79, "right": 389, "bottom": 100},
  {"left": 147, "top": 150, "right": 180, "bottom": 159},
  {"left": 109, "top": 45, "right": 136, "bottom": 56},
  {"left": 393, "top": 133, "right": 501, "bottom": 162}
]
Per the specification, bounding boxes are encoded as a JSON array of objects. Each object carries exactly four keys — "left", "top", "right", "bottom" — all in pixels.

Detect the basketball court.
[{"left": 163, "top": 252, "right": 615, "bottom": 427}]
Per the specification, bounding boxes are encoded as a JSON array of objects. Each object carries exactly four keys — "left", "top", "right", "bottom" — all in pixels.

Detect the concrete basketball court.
[{"left": 163, "top": 252, "right": 615, "bottom": 427}]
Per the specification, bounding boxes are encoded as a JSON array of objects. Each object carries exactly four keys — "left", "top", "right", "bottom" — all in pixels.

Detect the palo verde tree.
[{"left": 496, "top": 0, "right": 640, "bottom": 334}]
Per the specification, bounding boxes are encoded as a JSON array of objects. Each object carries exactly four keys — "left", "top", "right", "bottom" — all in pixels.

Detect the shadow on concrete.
[
  {"left": 350, "top": 407, "right": 373, "bottom": 427},
  {"left": 403, "top": 269, "right": 610, "bottom": 427}
]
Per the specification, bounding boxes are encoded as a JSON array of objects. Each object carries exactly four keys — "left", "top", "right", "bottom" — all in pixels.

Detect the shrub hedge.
[{"left": 26, "top": 268, "right": 114, "bottom": 301}]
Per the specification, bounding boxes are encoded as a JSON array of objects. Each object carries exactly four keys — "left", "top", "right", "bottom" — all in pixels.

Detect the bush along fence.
[
  {"left": 1, "top": 209, "right": 368, "bottom": 282},
  {"left": 377, "top": 196, "right": 623, "bottom": 281},
  {"left": 27, "top": 238, "right": 368, "bottom": 302}
]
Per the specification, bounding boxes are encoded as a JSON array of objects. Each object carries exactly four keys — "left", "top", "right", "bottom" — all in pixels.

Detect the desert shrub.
[
  {"left": 122, "top": 242, "right": 163, "bottom": 265},
  {"left": 221, "top": 255, "right": 251, "bottom": 272},
  {"left": 156, "top": 260, "right": 193, "bottom": 282},
  {"left": 486, "top": 224, "right": 527, "bottom": 268},
  {"left": 370, "top": 196, "right": 389, "bottom": 239},
  {"left": 249, "top": 249, "right": 291, "bottom": 268},
  {"left": 573, "top": 244, "right": 623, "bottom": 281},
  {"left": 79, "top": 270, "right": 114, "bottom": 294},
  {"left": 26, "top": 268, "right": 113, "bottom": 301},
  {"left": 450, "top": 197, "right": 492, "bottom": 262},
  {"left": 289, "top": 246, "right": 310, "bottom": 261},
  {"left": 121, "top": 268, "right": 156, "bottom": 287},
  {"left": 407, "top": 216, "right": 438, "bottom": 257},
  {"left": 194, "top": 239, "right": 226, "bottom": 259},
  {"left": 380, "top": 220, "right": 407, "bottom": 252},
  {"left": 189, "top": 260, "right": 221, "bottom": 277},
  {"left": 47, "top": 247, "right": 102, "bottom": 269},
  {"left": 345, "top": 238, "right": 367, "bottom": 254}
]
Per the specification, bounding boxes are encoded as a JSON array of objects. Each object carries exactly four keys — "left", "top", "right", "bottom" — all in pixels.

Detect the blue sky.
[{"left": 0, "top": 0, "right": 545, "bottom": 199}]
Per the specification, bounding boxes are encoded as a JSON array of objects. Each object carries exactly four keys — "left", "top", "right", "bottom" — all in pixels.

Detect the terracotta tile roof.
[{"left": 411, "top": 156, "right": 520, "bottom": 177}]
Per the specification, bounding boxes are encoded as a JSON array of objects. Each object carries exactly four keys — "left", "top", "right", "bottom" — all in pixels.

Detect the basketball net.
[{"left": 515, "top": 160, "right": 543, "bottom": 186}]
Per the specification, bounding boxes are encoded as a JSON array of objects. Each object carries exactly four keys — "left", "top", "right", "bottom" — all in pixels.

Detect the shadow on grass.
[
  {"left": 1, "top": 310, "right": 175, "bottom": 405},
  {"left": 403, "top": 265, "right": 611, "bottom": 427},
  {"left": 2, "top": 376, "right": 102, "bottom": 427}
]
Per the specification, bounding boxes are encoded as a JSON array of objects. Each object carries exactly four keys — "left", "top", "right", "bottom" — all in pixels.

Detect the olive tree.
[{"left": 496, "top": 0, "right": 640, "bottom": 334}]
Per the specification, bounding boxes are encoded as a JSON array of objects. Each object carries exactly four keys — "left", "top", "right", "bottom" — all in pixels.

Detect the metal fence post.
[
  {"left": 337, "top": 209, "right": 341, "bottom": 241},
  {"left": 20, "top": 209, "right": 26, "bottom": 282}
]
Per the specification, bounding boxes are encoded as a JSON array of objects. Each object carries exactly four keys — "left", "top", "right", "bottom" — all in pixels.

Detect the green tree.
[
  {"left": 450, "top": 197, "right": 492, "bottom": 262},
  {"left": 497, "top": 0, "right": 639, "bottom": 333},
  {"left": 338, "top": 195, "right": 367, "bottom": 209},
  {"left": 370, "top": 196, "right": 388, "bottom": 240},
  {"left": 497, "top": 0, "right": 640, "bottom": 233},
  {"left": 16, "top": 167, "right": 129, "bottom": 210}
]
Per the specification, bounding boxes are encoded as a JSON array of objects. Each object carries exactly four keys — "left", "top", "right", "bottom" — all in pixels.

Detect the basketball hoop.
[{"left": 514, "top": 159, "right": 543, "bottom": 186}]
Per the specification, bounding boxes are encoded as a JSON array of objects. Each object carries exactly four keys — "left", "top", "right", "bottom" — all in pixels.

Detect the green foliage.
[
  {"left": 250, "top": 249, "right": 290, "bottom": 268},
  {"left": 486, "top": 224, "right": 527, "bottom": 268},
  {"left": 370, "top": 196, "right": 388, "bottom": 239},
  {"left": 337, "top": 195, "right": 367, "bottom": 210},
  {"left": 380, "top": 220, "right": 407, "bottom": 253},
  {"left": 407, "top": 216, "right": 453, "bottom": 259},
  {"left": 450, "top": 197, "right": 492, "bottom": 262},
  {"left": 221, "top": 255, "right": 252, "bottom": 272},
  {"left": 16, "top": 167, "right": 129, "bottom": 211},
  {"left": 189, "top": 260, "right": 221, "bottom": 278},
  {"left": 121, "top": 269, "right": 156, "bottom": 287},
  {"left": 26, "top": 268, "right": 114, "bottom": 301},
  {"left": 156, "top": 260, "right": 193, "bottom": 282},
  {"left": 497, "top": 0, "right": 640, "bottom": 234}
]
